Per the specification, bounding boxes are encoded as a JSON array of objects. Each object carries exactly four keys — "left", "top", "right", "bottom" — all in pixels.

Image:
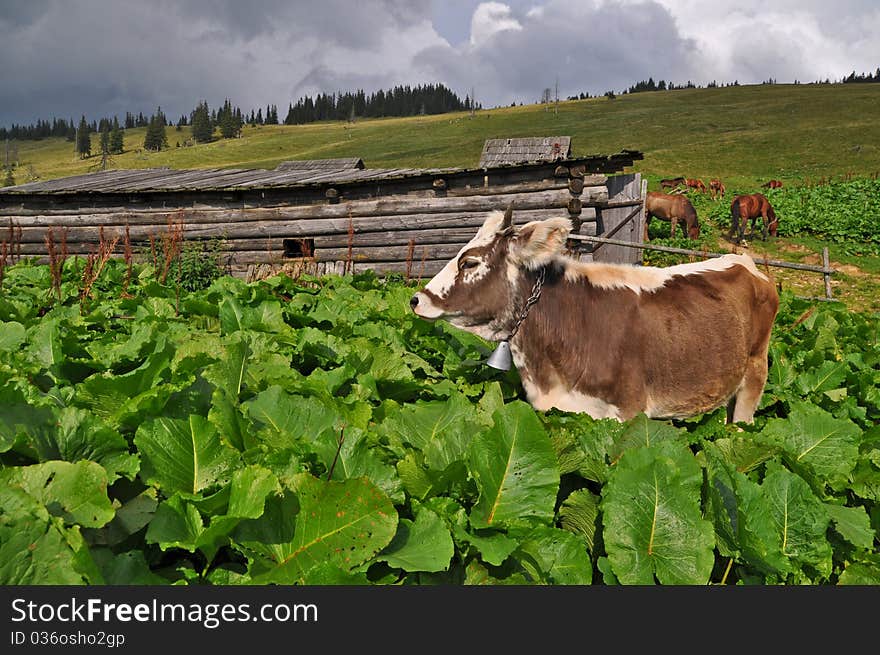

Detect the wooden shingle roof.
[
  {"left": 0, "top": 149, "right": 643, "bottom": 196},
  {"left": 274, "top": 157, "right": 365, "bottom": 171},
  {"left": 478, "top": 136, "right": 571, "bottom": 167}
]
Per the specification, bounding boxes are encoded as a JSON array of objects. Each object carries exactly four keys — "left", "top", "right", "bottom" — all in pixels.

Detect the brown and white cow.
[{"left": 410, "top": 209, "right": 779, "bottom": 423}]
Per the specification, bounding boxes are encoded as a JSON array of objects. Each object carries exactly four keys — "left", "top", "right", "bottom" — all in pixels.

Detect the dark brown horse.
[
  {"left": 762, "top": 179, "right": 783, "bottom": 189},
  {"left": 660, "top": 176, "right": 686, "bottom": 191},
  {"left": 729, "top": 193, "right": 778, "bottom": 243},
  {"left": 645, "top": 191, "right": 700, "bottom": 240}
]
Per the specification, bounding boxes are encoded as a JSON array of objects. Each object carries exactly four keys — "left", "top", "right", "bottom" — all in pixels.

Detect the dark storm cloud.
[
  {"left": 0, "top": 0, "right": 437, "bottom": 126},
  {"left": 0, "top": 0, "right": 51, "bottom": 27},
  {"left": 416, "top": 1, "right": 700, "bottom": 106}
]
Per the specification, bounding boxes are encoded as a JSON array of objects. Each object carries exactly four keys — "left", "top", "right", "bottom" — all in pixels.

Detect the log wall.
[{"left": 0, "top": 163, "right": 643, "bottom": 281}]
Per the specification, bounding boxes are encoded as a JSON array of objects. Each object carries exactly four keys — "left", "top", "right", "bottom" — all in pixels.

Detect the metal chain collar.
[{"left": 507, "top": 267, "right": 546, "bottom": 340}]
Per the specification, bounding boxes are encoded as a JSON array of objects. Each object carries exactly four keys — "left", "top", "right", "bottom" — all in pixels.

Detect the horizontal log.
[
  {"left": 1, "top": 187, "right": 608, "bottom": 229},
  {"left": 314, "top": 243, "right": 464, "bottom": 263},
  {"left": 351, "top": 260, "right": 447, "bottom": 277},
  {"left": 13, "top": 206, "right": 586, "bottom": 244},
  {"left": 314, "top": 227, "right": 480, "bottom": 249},
  {"left": 445, "top": 180, "right": 567, "bottom": 196},
  {"left": 14, "top": 208, "right": 600, "bottom": 258}
]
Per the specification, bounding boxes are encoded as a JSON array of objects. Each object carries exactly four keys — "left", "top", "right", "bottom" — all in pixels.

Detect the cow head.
[{"left": 409, "top": 208, "right": 571, "bottom": 341}]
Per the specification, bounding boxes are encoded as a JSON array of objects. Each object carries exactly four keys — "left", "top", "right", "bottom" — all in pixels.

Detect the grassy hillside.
[{"left": 7, "top": 83, "right": 880, "bottom": 187}]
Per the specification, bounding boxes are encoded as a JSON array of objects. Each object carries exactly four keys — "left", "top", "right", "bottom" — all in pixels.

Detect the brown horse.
[
  {"left": 709, "top": 178, "right": 725, "bottom": 200},
  {"left": 685, "top": 178, "right": 706, "bottom": 193},
  {"left": 729, "top": 193, "right": 778, "bottom": 243},
  {"left": 762, "top": 179, "right": 783, "bottom": 189},
  {"left": 660, "top": 176, "right": 686, "bottom": 191},
  {"left": 645, "top": 191, "right": 700, "bottom": 240}
]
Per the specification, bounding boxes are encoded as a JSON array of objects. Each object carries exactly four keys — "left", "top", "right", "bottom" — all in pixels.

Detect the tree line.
[{"left": 1, "top": 82, "right": 469, "bottom": 145}]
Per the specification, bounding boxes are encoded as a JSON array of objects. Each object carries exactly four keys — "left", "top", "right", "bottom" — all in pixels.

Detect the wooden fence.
[{"left": 568, "top": 234, "right": 836, "bottom": 300}]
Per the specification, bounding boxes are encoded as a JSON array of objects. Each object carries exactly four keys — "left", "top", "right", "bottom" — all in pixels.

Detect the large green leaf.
[
  {"left": 0, "top": 505, "right": 99, "bottom": 584},
  {"left": 761, "top": 463, "right": 833, "bottom": 577},
  {"left": 26, "top": 318, "right": 63, "bottom": 373},
  {"left": 762, "top": 402, "right": 861, "bottom": 487},
  {"left": 0, "top": 320, "right": 26, "bottom": 352},
  {"left": 608, "top": 413, "right": 685, "bottom": 463},
  {"left": 705, "top": 450, "right": 790, "bottom": 575},
  {"left": 513, "top": 526, "right": 593, "bottom": 584},
  {"left": 381, "top": 391, "right": 481, "bottom": 471},
  {"left": 378, "top": 507, "right": 454, "bottom": 572},
  {"left": 825, "top": 504, "right": 875, "bottom": 549},
  {"left": 244, "top": 385, "right": 341, "bottom": 450},
  {"left": 219, "top": 297, "right": 290, "bottom": 335},
  {"left": 247, "top": 473, "right": 397, "bottom": 583},
  {"left": 135, "top": 415, "right": 240, "bottom": 496},
  {"left": 0, "top": 384, "right": 57, "bottom": 455},
  {"left": 202, "top": 336, "right": 250, "bottom": 399},
  {"left": 52, "top": 407, "right": 139, "bottom": 482},
  {"left": 313, "top": 427, "right": 404, "bottom": 503},
  {"left": 1, "top": 460, "right": 115, "bottom": 528},
  {"left": 602, "top": 441, "right": 714, "bottom": 585},
  {"left": 468, "top": 401, "right": 560, "bottom": 529},
  {"left": 76, "top": 338, "right": 176, "bottom": 428},
  {"left": 558, "top": 488, "right": 600, "bottom": 552}
]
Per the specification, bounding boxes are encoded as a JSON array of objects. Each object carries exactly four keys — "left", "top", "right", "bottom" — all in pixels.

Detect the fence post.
[{"left": 822, "top": 247, "right": 833, "bottom": 300}]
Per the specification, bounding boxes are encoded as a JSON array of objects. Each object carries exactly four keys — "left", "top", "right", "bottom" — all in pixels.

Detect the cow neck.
[{"left": 505, "top": 266, "right": 546, "bottom": 341}]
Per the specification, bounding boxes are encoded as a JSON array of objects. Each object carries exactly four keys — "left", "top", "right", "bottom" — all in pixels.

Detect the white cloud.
[{"left": 470, "top": 2, "right": 524, "bottom": 46}]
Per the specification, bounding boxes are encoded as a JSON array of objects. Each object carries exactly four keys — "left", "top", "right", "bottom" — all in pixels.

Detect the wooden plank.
[
  {"left": 591, "top": 173, "right": 644, "bottom": 265},
  {"left": 3, "top": 188, "right": 585, "bottom": 229},
  {"left": 12, "top": 207, "right": 596, "bottom": 250},
  {"left": 314, "top": 243, "right": 465, "bottom": 263}
]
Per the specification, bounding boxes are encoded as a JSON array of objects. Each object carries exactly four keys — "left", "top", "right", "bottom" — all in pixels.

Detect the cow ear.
[{"left": 511, "top": 218, "right": 571, "bottom": 268}]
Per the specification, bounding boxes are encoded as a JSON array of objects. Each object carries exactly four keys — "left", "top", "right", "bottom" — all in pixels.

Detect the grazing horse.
[
  {"left": 660, "top": 176, "right": 686, "bottom": 191},
  {"left": 709, "top": 178, "right": 726, "bottom": 200},
  {"left": 730, "top": 193, "right": 778, "bottom": 243},
  {"left": 410, "top": 208, "right": 779, "bottom": 424},
  {"left": 685, "top": 178, "right": 707, "bottom": 193},
  {"left": 645, "top": 191, "right": 700, "bottom": 240},
  {"left": 762, "top": 179, "right": 783, "bottom": 189}
]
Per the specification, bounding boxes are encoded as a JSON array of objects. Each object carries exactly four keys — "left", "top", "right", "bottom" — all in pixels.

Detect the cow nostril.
[{"left": 409, "top": 295, "right": 420, "bottom": 309}]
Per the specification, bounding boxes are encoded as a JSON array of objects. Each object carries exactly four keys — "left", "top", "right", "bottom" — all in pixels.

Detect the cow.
[{"left": 410, "top": 208, "right": 779, "bottom": 424}]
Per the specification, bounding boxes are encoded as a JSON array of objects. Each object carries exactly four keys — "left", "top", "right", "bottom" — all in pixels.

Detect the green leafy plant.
[
  {"left": 0, "top": 256, "right": 877, "bottom": 585},
  {"left": 174, "top": 238, "right": 227, "bottom": 292}
]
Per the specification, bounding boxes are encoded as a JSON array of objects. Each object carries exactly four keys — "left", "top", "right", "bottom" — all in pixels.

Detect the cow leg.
[
  {"left": 730, "top": 355, "right": 769, "bottom": 424},
  {"left": 726, "top": 397, "right": 736, "bottom": 424}
]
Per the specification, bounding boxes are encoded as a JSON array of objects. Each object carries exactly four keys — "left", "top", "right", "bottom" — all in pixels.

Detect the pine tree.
[
  {"left": 3, "top": 167, "right": 14, "bottom": 187},
  {"left": 191, "top": 101, "right": 213, "bottom": 143},
  {"left": 219, "top": 98, "right": 241, "bottom": 138},
  {"left": 109, "top": 117, "right": 124, "bottom": 154},
  {"left": 75, "top": 115, "right": 91, "bottom": 159},
  {"left": 99, "top": 125, "right": 110, "bottom": 156},
  {"left": 143, "top": 107, "right": 168, "bottom": 151}
]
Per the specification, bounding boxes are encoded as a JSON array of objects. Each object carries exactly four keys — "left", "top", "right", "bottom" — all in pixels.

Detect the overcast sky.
[{"left": 1, "top": 0, "right": 878, "bottom": 127}]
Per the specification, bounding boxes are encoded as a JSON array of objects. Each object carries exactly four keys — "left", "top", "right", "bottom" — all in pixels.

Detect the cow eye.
[{"left": 459, "top": 257, "right": 480, "bottom": 270}]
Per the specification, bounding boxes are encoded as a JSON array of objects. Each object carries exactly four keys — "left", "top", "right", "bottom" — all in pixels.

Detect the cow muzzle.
[{"left": 409, "top": 292, "right": 444, "bottom": 319}]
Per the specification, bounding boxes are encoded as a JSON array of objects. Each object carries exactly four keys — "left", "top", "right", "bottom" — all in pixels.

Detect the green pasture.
[{"left": 7, "top": 83, "right": 880, "bottom": 186}]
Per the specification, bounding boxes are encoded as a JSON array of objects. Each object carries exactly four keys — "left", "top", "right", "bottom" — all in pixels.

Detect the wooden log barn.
[{"left": 0, "top": 138, "right": 645, "bottom": 281}]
